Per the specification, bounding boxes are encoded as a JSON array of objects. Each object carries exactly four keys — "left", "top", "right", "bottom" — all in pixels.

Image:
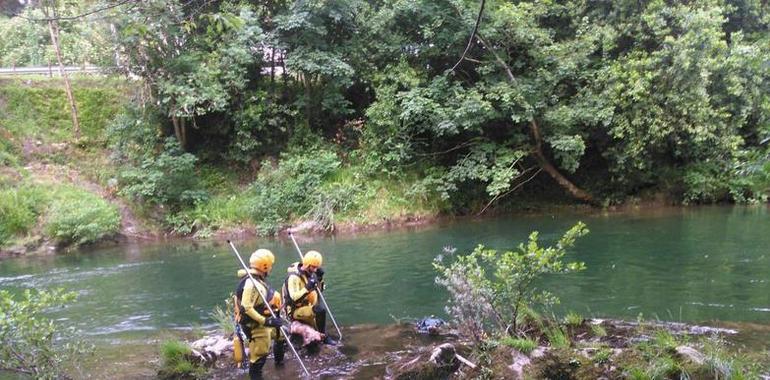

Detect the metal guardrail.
[{"left": 0, "top": 66, "right": 110, "bottom": 76}]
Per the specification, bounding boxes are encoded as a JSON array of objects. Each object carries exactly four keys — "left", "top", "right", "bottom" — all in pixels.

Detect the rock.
[
  {"left": 429, "top": 343, "right": 456, "bottom": 365},
  {"left": 676, "top": 346, "right": 705, "bottom": 365},
  {"left": 509, "top": 349, "right": 531, "bottom": 379},
  {"left": 530, "top": 347, "right": 549, "bottom": 359}
]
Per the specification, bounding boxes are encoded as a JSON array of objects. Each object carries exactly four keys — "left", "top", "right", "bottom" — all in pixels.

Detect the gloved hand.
[
  {"left": 305, "top": 277, "right": 318, "bottom": 291},
  {"left": 264, "top": 317, "right": 283, "bottom": 328},
  {"left": 315, "top": 267, "right": 325, "bottom": 280}
]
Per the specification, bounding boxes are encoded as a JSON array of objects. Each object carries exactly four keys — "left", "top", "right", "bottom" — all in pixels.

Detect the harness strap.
[{"left": 283, "top": 272, "right": 312, "bottom": 309}]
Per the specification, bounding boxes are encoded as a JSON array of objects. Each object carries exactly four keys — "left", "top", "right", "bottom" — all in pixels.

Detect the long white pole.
[
  {"left": 226, "top": 240, "right": 310, "bottom": 378},
  {"left": 287, "top": 232, "right": 343, "bottom": 341}
]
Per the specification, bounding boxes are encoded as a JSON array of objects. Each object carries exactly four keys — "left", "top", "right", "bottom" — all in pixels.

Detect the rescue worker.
[
  {"left": 282, "top": 250, "right": 336, "bottom": 345},
  {"left": 236, "top": 249, "right": 283, "bottom": 379}
]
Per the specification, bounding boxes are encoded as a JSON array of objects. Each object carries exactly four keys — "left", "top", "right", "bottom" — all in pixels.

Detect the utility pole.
[{"left": 41, "top": 0, "right": 81, "bottom": 140}]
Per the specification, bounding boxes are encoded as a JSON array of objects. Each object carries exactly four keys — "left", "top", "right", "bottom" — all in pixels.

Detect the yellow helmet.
[
  {"left": 263, "top": 249, "right": 275, "bottom": 265},
  {"left": 249, "top": 249, "right": 274, "bottom": 273},
  {"left": 302, "top": 250, "right": 323, "bottom": 268}
]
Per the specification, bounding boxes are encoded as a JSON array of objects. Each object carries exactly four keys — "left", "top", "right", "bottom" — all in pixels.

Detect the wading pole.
[
  {"left": 226, "top": 240, "right": 311, "bottom": 378},
  {"left": 287, "top": 232, "right": 343, "bottom": 341}
]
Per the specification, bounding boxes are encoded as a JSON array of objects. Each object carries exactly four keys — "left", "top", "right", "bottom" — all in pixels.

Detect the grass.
[
  {"left": 593, "top": 347, "right": 612, "bottom": 364},
  {"left": 564, "top": 311, "right": 583, "bottom": 327},
  {"left": 591, "top": 323, "right": 607, "bottom": 337},
  {"left": 544, "top": 325, "right": 571, "bottom": 349},
  {"left": 0, "top": 77, "right": 127, "bottom": 143},
  {"left": 322, "top": 167, "right": 447, "bottom": 228},
  {"left": 1, "top": 182, "right": 120, "bottom": 249},
  {"left": 500, "top": 336, "right": 538, "bottom": 354},
  {"left": 210, "top": 297, "right": 235, "bottom": 336},
  {"left": 158, "top": 339, "right": 203, "bottom": 379},
  {"left": 174, "top": 160, "right": 448, "bottom": 237}
]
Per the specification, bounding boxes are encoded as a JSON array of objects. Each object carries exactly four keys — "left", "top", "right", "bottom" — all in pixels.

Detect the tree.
[
  {"left": 116, "top": 0, "right": 262, "bottom": 149},
  {"left": 274, "top": 0, "right": 365, "bottom": 130},
  {"left": 0, "top": 288, "right": 93, "bottom": 379},
  {"left": 434, "top": 222, "right": 588, "bottom": 342}
]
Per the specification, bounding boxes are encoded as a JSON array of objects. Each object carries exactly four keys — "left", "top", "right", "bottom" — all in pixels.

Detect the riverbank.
[
  {"left": 2, "top": 76, "right": 768, "bottom": 259},
  {"left": 115, "top": 318, "right": 770, "bottom": 379}
]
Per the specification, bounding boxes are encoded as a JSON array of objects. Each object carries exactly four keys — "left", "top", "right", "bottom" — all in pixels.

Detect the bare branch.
[
  {"left": 451, "top": 0, "right": 486, "bottom": 72},
  {"left": 477, "top": 167, "right": 542, "bottom": 215}
]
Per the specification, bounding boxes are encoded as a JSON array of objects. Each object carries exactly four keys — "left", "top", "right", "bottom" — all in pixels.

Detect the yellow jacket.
[
  {"left": 286, "top": 263, "right": 318, "bottom": 307},
  {"left": 239, "top": 270, "right": 272, "bottom": 326}
]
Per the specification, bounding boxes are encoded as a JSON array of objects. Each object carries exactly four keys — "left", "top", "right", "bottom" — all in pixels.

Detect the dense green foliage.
[
  {"left": 0, "top": 4, "right": 113, "bottom": 67},
  {"left": 2, "top": 0, "right": 770, "bottom": 238},
  {"left": 44, "top": 185, "right": 120, "bottom": 246},
  {"left": 104, "top": 0, "right": 769, "bottom": 214},
  {"left": 0, "top": 182, "right": 120, "bottom": 248},
  {"left": 0, "top": 288, "right": 93, "bottom": 379}
]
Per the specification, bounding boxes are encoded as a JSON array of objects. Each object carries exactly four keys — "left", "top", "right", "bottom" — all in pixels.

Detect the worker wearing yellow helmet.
[
  {"left": 235, "top": 249, "right": 283, "bottom": 379},
  {"left": 282, "top": 250, "right": 336, "bottom": 345}
]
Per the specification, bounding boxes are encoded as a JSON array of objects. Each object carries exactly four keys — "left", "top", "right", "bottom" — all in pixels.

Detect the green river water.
[{"left": 2, "top": 206, "right": 770, "bottom": 377}]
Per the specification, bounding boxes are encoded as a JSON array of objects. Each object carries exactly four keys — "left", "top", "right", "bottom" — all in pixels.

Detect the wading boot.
[
  {"left": 314, "top": 306, "right": 338, "bottom": 345},
  {"left": 249, "top": 356, "right": 267, "bottom": 380},
  {"left": 273, "top": 340, "right": 286, "bottom": 366}
]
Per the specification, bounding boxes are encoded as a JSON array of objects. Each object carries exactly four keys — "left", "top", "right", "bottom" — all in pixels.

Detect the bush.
[
  {"left": 0, "top": 186, "right": 47, "bottom": 246},
  {"left": 248, "top": 149, "right": 340, "bottom": 235},
  {"left": 44, "top": 186, "right": 120, "bottom": 245},
  {"left": 107, "top": 105, "right": 163, "bottom": 164},
  {"left": 0, "top": 288, "right": 93, "bottom": 379},
  {"left": 119, "top": 138, "right": 208, "bottom": 211},
  {"left": 434, "top": 222, "right": 588, "bottom": 342}
]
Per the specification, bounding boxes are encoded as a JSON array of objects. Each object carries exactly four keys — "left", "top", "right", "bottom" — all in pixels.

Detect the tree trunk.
[
  {"left": 171, "top": 114, "right": 187, "bottom": 150},
  {"left": 530, "top": 120, "right": 595, "bottom": 204},
  {"left": 46, "top": 15, "right": 81, "bottom": 140},
  {"left": 304, "top": 73, "right": 313, "bottom": 128},
  {"left": 476, "top": 35, "right": 595, "bottom": 204}
]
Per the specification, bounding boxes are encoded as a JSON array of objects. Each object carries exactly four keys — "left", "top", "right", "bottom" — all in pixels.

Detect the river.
[{"left": 2, "top": 205, "right": 770, "bottom": 377}]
